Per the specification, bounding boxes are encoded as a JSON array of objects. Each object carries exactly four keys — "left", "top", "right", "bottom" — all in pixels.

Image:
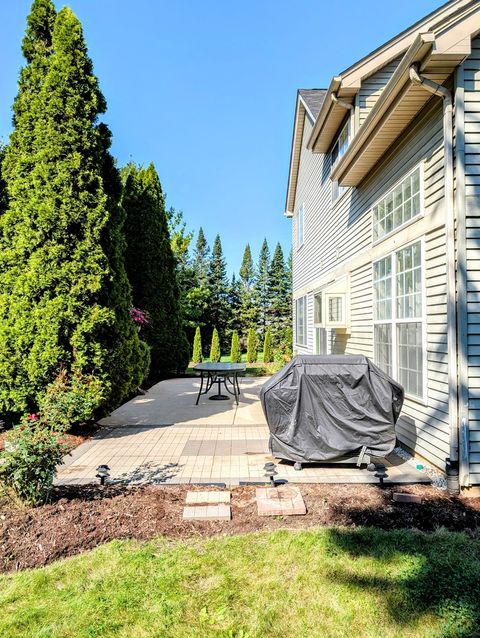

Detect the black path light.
[
  {"left": 96, "top": 464, "right": 110, "bottom": 485},
  {"left": 374, "top": 464, "right": 388, "bottom": 488},
  {"left": 264, "top": 462, "right": 278, "bottom": 487}
]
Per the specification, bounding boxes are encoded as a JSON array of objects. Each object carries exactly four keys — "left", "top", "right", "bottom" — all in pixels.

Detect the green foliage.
[
  {"left": 192, "top": 326, "right": 202, "bottom": 364},
  {"left": 209, "top": 327, "right": 221, "bottom": 362},
  {"left": 192, "top": 227, "right": 210, "bottom": 287},
  {"left": 239, "top": 244, "right": 255, "bottom": 286},
  {"left": 0, "top": 421, "right": 69, "bottom": 506},
  {"left": 230, "top": 330, "right": 241, "bottom": 363},
  {"left": 267, "top": 243, "right": 291, "bottom": 339},
  {"left": 0, "top": 5, "right": 148, "bottom": 417},
  {"left": 122, "top": 163, "right": 189, "bottom": 377},
  {"left": 0, "top": 146, "right": 7, "bottom": 217},
  {"left": 255, "top": 239, "right": 271, "bottom": 336},
  {"left": 246, "top": 328, "right": 257, "bottom": 363},
  {"left": 39, "top": 368, "right": 104, "bottom": 430},
  {"left": 208, "top": 235, "right": 229, "bottom": 347},
  {"left": 263, "top": 329, "right": 272, "bottom": 364}
]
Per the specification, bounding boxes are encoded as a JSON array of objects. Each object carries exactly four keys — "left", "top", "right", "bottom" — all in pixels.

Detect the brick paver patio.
[{"left": 56, "top": 376, "right": 429, "bottom": 486}]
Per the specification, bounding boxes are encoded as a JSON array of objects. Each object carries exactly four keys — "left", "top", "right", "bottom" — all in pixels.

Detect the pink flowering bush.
[{"left": 130, "top": 307, "right": 150, "bottom": 326}]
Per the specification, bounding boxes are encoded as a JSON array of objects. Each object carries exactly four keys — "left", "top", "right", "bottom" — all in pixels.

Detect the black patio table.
[{"left": 193, "top": 362, "right": 246, "bottom": 405}]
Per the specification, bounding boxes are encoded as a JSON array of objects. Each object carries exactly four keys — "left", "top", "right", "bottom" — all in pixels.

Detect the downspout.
[
  {"left": 331, "top": 93, "right": 354, "bottom": 112},
  {"left": 409, "top": 64, "right": 459, "bottom": 493}
]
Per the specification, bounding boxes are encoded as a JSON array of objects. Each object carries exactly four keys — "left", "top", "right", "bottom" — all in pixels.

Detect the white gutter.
[{"left": 409, "top": 64, "right": 459, "bottom": 487}]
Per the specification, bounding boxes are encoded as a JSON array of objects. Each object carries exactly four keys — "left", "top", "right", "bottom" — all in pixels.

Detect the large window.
[
  {"left": 331, "top": 119, "right": 350, "bottom": 202},
  {"left": 297, "top": 204, "right": 304, "bottom": 247},
  {"left": 372, "top": 167, "right": 422, "bottom": 241},
  {"left": 296, "top": 296, "right": 307, "bottom": 345},
  {"left": 373, "top": 241, "right": 424, "bottom": 399}
]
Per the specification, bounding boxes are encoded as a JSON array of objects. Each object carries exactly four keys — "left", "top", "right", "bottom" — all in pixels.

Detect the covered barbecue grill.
[{"left": 260, "top": 355, "right": 404, "bottom": 468}]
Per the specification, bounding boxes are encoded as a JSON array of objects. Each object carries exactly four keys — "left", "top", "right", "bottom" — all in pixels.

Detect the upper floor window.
[
  {"left": 331, "top": 119, "right": 350, "bottom": 202},
  {"left": 297, "top": 203, "right": 304, "bottom": 247},
  {"left": 372, "top": 167, "right": 422, "bottom": 241}
]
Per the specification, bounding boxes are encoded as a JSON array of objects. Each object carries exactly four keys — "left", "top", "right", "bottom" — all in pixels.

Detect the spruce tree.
[
  {"left": 0, "top": 6, "right": 149, "bottom": 416},
  {"left": 239, "top": 244, "right": 255, "bottom": 287},
  {"left": 122, "top": 163, "right": 189, "bottom": 377},
  {"left": 263, "top": 329, "right": 273, "bottom": 364},
  {"left": 255, "top": 239, "right": 271, "bottom": 337},
  {"left": 192, "top": 326, "right": 202, "bottom": 363},
  {"left": 238, "top": 243, "right": 258, "bottom": 340},
  {"left": 192, "top": 227, "right": 210, "bottom": 287},
  {"left": 246, "top": 328, "right": 257, "bottom": 364},
  {"left": 230, "top": 330, "right": 241, "bottom": 363},
  {"left": 267, "top": 243, "right": 291, "bottom": 340},
  {"left": 208, "top": 234, "right": 229, "bottom": 346},
  {"left": 210, "top": 327, "right": 221, "bottom": 362}
]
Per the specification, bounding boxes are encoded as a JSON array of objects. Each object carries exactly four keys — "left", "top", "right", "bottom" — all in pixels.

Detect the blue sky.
[{"left": 0, "top": 0, "right": 442, "bottom": 275}]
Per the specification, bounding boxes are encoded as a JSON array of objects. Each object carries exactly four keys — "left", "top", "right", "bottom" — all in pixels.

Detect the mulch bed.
[{"left": 1, "top": 483, "right": 480, "bottom": 573}]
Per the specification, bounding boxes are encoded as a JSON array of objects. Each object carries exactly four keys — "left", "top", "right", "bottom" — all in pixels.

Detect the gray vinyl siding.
[
  {"left": 358, "top": 56, "right": 402, "bottom": 125},
  {"left": 464, "top": 37, "right": 480, "bottom": 483},
  {"left": 292, "top": 95, "right": 451, "bottom": 469}
]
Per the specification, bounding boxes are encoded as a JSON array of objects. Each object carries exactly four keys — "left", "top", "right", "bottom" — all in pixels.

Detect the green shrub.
[
  {"left": 192, "top": 326, "right": 202, "bottom": 363},
  {"left": 263, "top": 329, "right": 272, "bottom": 363},
  {"left": 246, "top": 328, "right": 257, "bottom": 363},
  {"left": 0, "top": 420, "right": 69, "bottom": 506},
  {"left": 39, "top": 368, "right": 104, "bottom": 430},
  {"left": 210, "top": 328, "right": 221, "bottom": 362},
  {"left": 230, "top": 330, "right": 241, "bottom": 363}
]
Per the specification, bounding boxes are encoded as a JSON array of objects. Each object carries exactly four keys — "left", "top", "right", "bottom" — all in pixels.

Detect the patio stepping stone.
[
  {"left": 256, "top": 485, "right": 307, "bottom": 516},
  {"left": 182, "top": 504, "right": 231, "bottom": 521},
  {"left": 185, "top": 490, "right": 231, "bottom": 504}
]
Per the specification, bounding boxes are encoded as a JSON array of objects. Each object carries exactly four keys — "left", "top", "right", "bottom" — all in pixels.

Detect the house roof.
[
  {"left": 284, "top": 90, "right": 327, "bottom": 217},
  {"left": 298, "top": 89, "right": 327, "bottom": 121}
]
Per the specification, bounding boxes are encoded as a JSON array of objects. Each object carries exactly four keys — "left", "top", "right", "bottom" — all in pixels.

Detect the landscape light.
[
  {"left": 264, "top": 462, "right": 278, "bottom": 487},
  {"left": 96, "top": 464, "right": 110, "bottom": 486},
  {"left": 374, "top": 464, "right": 388, "bottom": 488}
]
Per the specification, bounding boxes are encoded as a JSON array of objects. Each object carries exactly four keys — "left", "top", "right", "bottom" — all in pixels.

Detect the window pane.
[
  {"left": 373, "top": 168, "right": 421, "bottom": 240},
  {"left": 374, "top": 324, "right": 392, "bottom": 377},
  {"left": 296, "top": 297, "right": 307, "bottom": 345},
  {"left": 373, "top": 257, "right": 392, "bottom": 321},
  {"left": 314, "top": 294, "right": 322, "bottom": 324},
  {"left": 397, "top": 241, "right": 422, "bottom": 319},
  {"left": 397, "top": 322, "right": 423, "bottom": 397}
]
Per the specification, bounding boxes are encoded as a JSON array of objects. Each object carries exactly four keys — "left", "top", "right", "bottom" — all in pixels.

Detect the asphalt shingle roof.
[{"left": 298, "top": 89, "right": 327, "bottom": 120}]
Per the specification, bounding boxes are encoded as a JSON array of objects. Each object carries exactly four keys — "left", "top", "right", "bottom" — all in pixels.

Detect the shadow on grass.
[{"left": 326, "top": 527, "right": 480, "bottom": 638}]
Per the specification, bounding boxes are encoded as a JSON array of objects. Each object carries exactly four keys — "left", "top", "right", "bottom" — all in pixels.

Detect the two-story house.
[{"left": 286, "top": 0, "right": 480, "bottom": 488}]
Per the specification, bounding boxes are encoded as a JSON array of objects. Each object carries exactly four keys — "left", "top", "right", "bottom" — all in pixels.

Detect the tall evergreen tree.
[
  {"left": 227, "top": 273, "right": 242, "bottom": 333},
  {"left": 208, "top": 234, "right": 229, "bottom": 346},
  {"left": 230, "top": 330, "right": 241, "bottom": 363},
  {"left": 122, "top": 163, "right": 189, "bottom": 377},
  {"left": 192, "top": 227, "right": 210, "bottom": 287},
  {"left": 246, "top": 328, "right": 257, "bottom": 364},
  {"left": 237, "top": 243, "right": 258, "bottom": 341},
  {"left": 239, "top": 244, "right": 255, "bottom": 288},
  {"left": 209, "top": 327, "right": 221, "bottom": 362},
  {"left": 192, "top": 326, "right": 202, "bottom": 364},
  {"left": 267, "top": 243, "right": 291, "bottom": 339},
  {"left": 0, "top": 147, "right": 7, "bottom": 217},
  {"left": 0, "top": 5, "right": 149, "bottom": 416},
  {"left": 255, "top": 238, "right": 271, "bottom": 337}
]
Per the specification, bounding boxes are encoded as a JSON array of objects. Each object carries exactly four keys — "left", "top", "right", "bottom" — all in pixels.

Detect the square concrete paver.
[
  {"left": 186, "top": 491, "right": 231, "bottom": 504},
  {"left": 256, "top": 485, "right": 307, "bottom": 516},
  {"left": 182, "top": 504, "right": 231, "bottom": 521},
  {"left": 55, "top": 377, "right": 431, "bottom": 487}
]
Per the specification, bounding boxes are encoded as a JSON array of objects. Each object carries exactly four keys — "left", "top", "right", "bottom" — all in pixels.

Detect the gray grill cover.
[{"left": 260, "top": 355, "right": 404, "bottom": 463}]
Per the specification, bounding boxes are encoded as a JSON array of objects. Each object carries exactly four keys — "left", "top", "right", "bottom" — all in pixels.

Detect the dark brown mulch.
[{"left": 1, "top": 483, "right": 479, "bottom": 573}]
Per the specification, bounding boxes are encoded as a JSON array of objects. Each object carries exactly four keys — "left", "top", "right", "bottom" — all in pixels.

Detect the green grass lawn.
[{"left": 1, "top": 528, "right": 479, "bottom": 638}]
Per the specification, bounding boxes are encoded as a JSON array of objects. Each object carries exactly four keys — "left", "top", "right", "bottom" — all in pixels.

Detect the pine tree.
[
  {"left": 263, "top": 329, "right": 273, "bottom": 363},
  {"left": 0, "top": 6, "right": 149, "bottom": 416},
  {"left": 230, "top": 330, "right": 241, "bottom": 363},
  {"left": 208, "top": 234, "right": 229, "bottom": 346},
  {"left": 239, "top": 244, "right": 255, "bottom": 287},
  {"left": 238, "top": 244, "right": 258, "bottom": 341},
  {"left": 255, "top": 239, "right": 271, "bottom": 338},
  {"left": 267, "top": 243, "right": 291, "bottom": 340},
  {"left": 122, "top": 163, "right": 190, "bottom": 377},
  {"left": 192, "top": 326, "right": 202, "bottom": 363},
  {"left": 210, "top": 327, "right": 221, "bottom": 362},
  {"left": 246, "top": 328, "right": 257, "bottom": 364},
  {"left": 227, "top": 273, "right": 242, "bottom": 333}
]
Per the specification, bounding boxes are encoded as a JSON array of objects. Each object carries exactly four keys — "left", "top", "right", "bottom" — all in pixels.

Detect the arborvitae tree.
[
  {"left": 230, "top": 330, "right": 241, "bottom": 363},
  {"left": 208, "top": 234, "right": 229, "bottom": 346},
  {"left": 246, "top": 328, "right": 257, "bottom": 364},
  {"left": 209, "top": 327, "right": 221, "bottom": 362},
  {"left": 0, "top": 6, "right": 149, "bottom": 416},
  {"left": 192, "top": 227, "right": 210, "bottom": 287},
  {"left": 0, "top": 147, "right": 7, "bottom": 217},
  {"left": 255, "top": 239, "right": 271, "bottom": 337},
  {"left": 267, "top": 243, "right": 291, "bottom": 339},
  {"left": 122, "top": 163, "right": 189, "bottom": 377},
  {"left": 192, "top": 326, "right": 202, "bottom": 363},
  {"left": 263, "top": 329, "right": 273, "bottom": 363}
]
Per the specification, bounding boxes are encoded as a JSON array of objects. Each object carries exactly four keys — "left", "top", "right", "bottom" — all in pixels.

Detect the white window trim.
[
  {"left": 295, "top": 295, "right": 307, "bottom": 346},
  {"left": 372, "top": 237, "right": 427, "bottom": 405},
  {"left": 370, "top": 162, "right": 425, "bottom": 246},
  {"left": 331, "top": 118, "right": 352, "bottom": 204},
  {"left": 297, "top": 203, "right": 305, "bottom": 249}
]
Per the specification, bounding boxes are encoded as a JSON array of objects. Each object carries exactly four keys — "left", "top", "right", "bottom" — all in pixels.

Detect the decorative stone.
[
  {"left": 393, "top": 492, "right": 422, "bottom": 504},
  {"left": 256, "top": 485, "right": 307, "bottom": 516},
  {"left": 185, "top": 490, "right": 231, "bottom": 505},
  {"left": 182, "top": 504, "right": 231, "bottom": 521}
]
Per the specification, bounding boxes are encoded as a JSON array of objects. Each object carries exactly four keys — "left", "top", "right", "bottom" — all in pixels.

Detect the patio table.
[{"left": 193, "top": 362, "right": 246, "bottom": 405}]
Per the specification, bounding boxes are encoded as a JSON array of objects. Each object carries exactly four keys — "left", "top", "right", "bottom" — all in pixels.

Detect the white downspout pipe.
[
  {"left": 331, "top": 93, "right": 354, "bottom": 112},
  {"left": 409, "top": 65, "right": 459, "bottom": 489}
]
